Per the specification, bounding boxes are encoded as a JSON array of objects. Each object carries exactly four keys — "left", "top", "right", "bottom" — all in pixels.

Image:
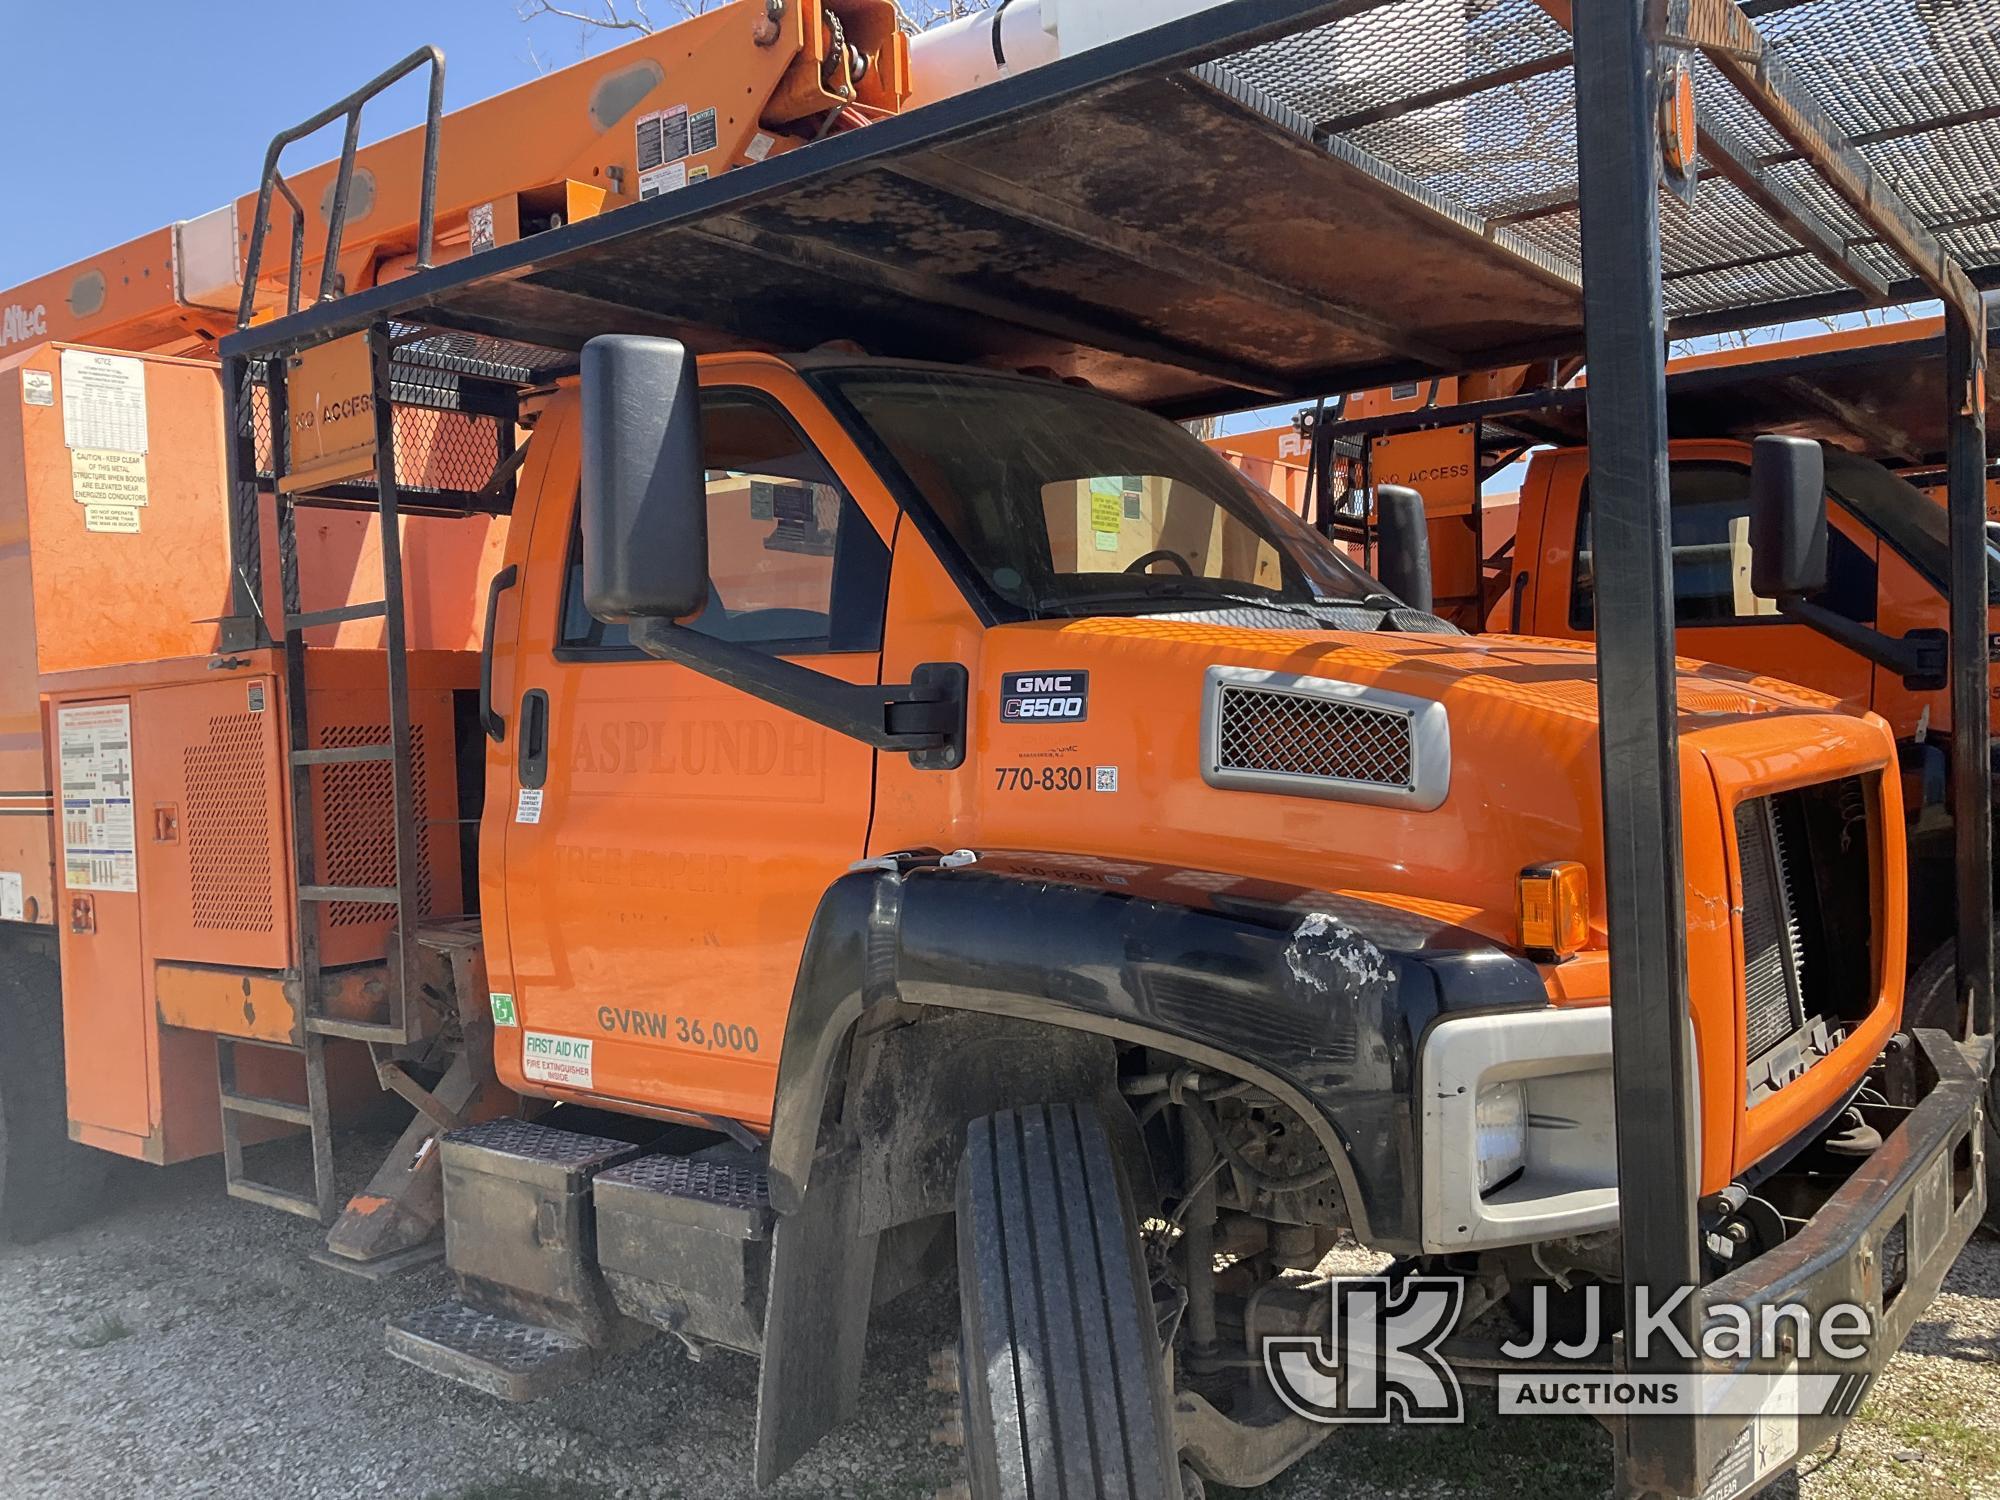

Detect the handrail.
[{"left": 237, "top": 45, "right": 446, "bottom": 329}]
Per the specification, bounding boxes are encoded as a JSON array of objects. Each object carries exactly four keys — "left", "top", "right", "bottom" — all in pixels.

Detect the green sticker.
[{"left": 490, "top": 992, "right": 518, "bottom": 1027}]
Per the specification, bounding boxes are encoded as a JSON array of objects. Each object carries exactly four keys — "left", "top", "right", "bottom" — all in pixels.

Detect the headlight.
[{"left": 1474, "top": 1081, "right": 1527, "bottom": 1194}]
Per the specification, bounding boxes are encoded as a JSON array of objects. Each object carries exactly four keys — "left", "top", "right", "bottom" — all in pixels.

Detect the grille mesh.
[
  {"left": 186, "top": 715, "right": 275, "bottom": 933},
  {"left": 1215, "top": 684, "right": 1414, "bottom": 788},
  {"left": 319, "top": 723, "right": 430, "bottom": 927},
  {"left": 1736, "top": 799, "right": 1805, "bottom": 1062}
]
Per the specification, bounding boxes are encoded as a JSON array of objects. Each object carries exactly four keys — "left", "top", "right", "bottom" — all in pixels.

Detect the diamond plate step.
[
  {"left": 386, "top": 1300, "right": 594, "bottom": 1401},
  {"left": 595, "top": 1149, "right": 773, "bottom": 1239}
]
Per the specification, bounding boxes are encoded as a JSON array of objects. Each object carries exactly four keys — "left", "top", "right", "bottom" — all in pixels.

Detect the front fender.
[{"left": 766, "top": 852, "right": 1547, "bottom": 1248}]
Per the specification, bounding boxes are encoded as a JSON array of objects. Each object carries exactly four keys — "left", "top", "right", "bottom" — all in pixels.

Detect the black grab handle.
[{"left": 479, "top": 564, "right": 519, "bottom": 742}]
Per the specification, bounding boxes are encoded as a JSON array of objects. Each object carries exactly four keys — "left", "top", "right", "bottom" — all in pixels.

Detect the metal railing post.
[
  {"left": 1572, "top": 1, "right": 1704, "bottom": 1494},
  {"left": 1946, "top": 309, "right": 1993, "bottom": 1041}
]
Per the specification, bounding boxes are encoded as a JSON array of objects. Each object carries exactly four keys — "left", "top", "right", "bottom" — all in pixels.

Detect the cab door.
[
  {"left": 495, "top": 362, "right": 895, "bottom": 1128},
  {"left": 1534, "top": 443, "right": 1879, "bottom": 710}
]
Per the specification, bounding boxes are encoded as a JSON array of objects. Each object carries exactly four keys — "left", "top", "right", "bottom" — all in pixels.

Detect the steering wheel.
[{"left": 1123, "top": 548, "right": 1194, "bottom": 577}]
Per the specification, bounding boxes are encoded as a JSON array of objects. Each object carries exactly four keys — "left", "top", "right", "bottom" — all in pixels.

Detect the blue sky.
[{"left": 0, "top": 1, "right": 589, "bottom": 289}]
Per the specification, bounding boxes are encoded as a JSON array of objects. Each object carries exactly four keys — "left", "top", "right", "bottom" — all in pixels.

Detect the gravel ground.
[{"left": 1, "top": 1132, "right": 1995, "bottom": 1500}]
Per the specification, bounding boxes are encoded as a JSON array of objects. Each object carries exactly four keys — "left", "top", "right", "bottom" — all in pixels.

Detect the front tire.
[
  {"left": 1904, "top": 942, "right": 2000, "bottom": 1231},
  {"left": 955, "top": 1103, "right": 1180, "bottom": 1500},
  {"left": 0, "top": 951, "right": 107, "bottom": 1242}
]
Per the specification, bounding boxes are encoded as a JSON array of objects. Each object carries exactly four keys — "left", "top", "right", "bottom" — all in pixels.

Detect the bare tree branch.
[{"left": 518, "top": 0, "right": 970, "bottom": 61}]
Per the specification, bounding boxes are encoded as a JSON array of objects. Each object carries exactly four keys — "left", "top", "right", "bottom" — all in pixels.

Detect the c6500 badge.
[{"left": 1000, "top": 671, "right": 1089, "bottom": 723}]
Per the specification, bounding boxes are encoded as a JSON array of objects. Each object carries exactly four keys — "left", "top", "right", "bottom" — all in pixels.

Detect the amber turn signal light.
[{"left": 1518, "top": 861, "right": 1589, "bottom": 960}]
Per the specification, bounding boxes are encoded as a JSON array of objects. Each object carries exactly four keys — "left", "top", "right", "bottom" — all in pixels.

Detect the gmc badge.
[{"left": 1000, "top": 671, "right": 1090, "bottom": 724}]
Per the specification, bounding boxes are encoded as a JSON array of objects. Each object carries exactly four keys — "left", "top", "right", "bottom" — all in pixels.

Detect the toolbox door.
[{"left": 52, "top": 697, "right": 153, "bottom": 1143}]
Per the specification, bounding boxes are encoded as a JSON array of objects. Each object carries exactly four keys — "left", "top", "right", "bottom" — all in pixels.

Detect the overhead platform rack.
[
  {"left": 1327, "top": 304, "right": 2000, "bottom": 470},
  {"left": 221, "top": 0, "right": 2000, "bottom": 420}
]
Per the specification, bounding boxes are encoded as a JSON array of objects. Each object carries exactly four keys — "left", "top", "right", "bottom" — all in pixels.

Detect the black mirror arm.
[
  {"left": 1779, "top": 599, "right": 1948, "bottom": 691},
  {"left": 628, "top": 618, "right": 968, "bottom": 770}
]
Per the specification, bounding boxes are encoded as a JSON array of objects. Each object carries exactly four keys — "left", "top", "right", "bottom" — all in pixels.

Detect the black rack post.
[
  {"left": 1572, "top": 3, "right": 1704, "bottom": 1495},
  {"left": 221, "top": 353, "right": 269, "bottom": 645},
  {"left": 1946, "top": 309, "right": 1993, "bottom": 1037}
]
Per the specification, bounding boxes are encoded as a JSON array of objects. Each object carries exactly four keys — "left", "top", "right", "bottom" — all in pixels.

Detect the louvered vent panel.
[
  {"left": 185, "top": 714, "right": 275, "bottom": 933},
  {"left": 1215, "top": 683, "right": 1414, "bottom": 788},
  {"left": 319, "top": 723, "right": 431, "bottom": 927},
  {"left": 1735, "top": 800, "right": 1804, "bottom": 1062}
]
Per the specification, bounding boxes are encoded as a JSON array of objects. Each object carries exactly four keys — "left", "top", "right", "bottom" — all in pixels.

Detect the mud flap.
[{"left": 753, "top": 1150, "right": 878, "bottom": 1485}]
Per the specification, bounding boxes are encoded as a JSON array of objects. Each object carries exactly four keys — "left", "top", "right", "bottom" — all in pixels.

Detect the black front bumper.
[{"left": 1647, "top": 1027, "right": 1990, "bottom": 1500}]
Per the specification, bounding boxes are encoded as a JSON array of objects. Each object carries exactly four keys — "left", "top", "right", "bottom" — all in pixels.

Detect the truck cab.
[
  {"left": 390, "top": 337, "right": 1945, "bottom": 1493},
  {"left": 1506, "top": 436, "right": 2000, "bottom": 956}
]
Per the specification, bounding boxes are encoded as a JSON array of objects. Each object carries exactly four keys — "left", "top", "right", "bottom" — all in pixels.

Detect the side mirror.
[
  {"left": 1374, "top": 484, "right": 1434, "bottom": 614},
  {"left": 580, "top": 334, "right": 709, "bottom": 623},
  {"left": 1748, "top": 435, "right": 1826, "bottom": 601}
]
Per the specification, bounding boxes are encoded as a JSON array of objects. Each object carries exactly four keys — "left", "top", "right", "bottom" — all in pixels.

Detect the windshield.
[
  {"left": 1823, "top": 449, "right": 2000, "bottom": 604},
  {"left": 818, "top": 368, "right": 1390, "bottom": 621}
]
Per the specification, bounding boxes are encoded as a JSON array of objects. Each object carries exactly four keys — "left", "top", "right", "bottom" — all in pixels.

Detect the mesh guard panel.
[
  {"left": 1215, "top": 682, "right": 1415, "bottom": 789},
  {"left": 319, "top": 723, "right": 431, "bottom": 927},
  {"left": 185, "top": 715, "right": 275, "bottom": 934}
]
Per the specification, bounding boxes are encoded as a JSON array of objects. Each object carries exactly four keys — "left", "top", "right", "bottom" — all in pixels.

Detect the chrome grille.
[{"left": 1215, "top": 684, "right": 1414, "bottom": 787}]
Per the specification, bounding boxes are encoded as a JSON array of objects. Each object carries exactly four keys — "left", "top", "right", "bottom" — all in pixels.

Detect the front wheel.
[
  {"left": 1904, "top": 942, "right": 2000, "bottom": 1231},
  {"left": 955, "top": 1103, "right": 1181, "bottom": 1500}
]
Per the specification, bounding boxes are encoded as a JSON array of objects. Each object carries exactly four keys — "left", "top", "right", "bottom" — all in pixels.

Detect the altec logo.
[{"left": 1, "top": 304, "right": 48, "bottom": 347}]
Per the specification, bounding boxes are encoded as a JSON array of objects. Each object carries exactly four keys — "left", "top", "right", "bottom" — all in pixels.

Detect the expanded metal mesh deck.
[
  {"left": 1229, "top": 0, "right": 2000, "bottom": 324},
  {"left": 220, "top": 0, "right": 2000, "bottom": 417}
]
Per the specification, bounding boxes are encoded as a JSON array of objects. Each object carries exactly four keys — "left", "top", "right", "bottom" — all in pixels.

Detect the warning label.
[
  {"left": 60, "top": 349, "right": 147, "bottom": 454},
  {"left": 71, "top": 448, "right": 148, "bottom": 507},
  {"left": 22, "top": 369, "right": 53, "bottom": 407},
  {"left": 638, "top": 161, "right": 687, "bottom": 201},
  {"left": 636, "top": 104, "right": 691, "bottom": 174},
  {"left": 58, "top": 704, "right": 136, "bottom": 893},
  {"left": 522, "top": 1031, "right": 594, "bottom": 1090},
  {"left": 83, "top": 505, "right": 142, "bottom": 535},
  {"left": 689, "top": 107, "right": 718, "bottom": 157}
]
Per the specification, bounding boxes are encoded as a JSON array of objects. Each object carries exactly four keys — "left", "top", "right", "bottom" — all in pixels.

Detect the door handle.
[
  {"left": 518, "top": 689, "right": 550, "bottom": 790},
  {"left": 480, "top": 564, "right": 520, "bottom": 743}
]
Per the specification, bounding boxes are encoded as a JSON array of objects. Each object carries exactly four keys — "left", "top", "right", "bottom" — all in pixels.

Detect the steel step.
[
  {"left": 304, "top": 1014, "right": 413, "bottom": 1044},
  {"left": 226, "top": 1178, "right": 326, "bottom": 1220},
  {"left": 595, "top": 1148, "right": 772, "bottom": 1239},
  {"left": 216, "top": 1034, "right": 335, "bottom": 1224},
  {"left": 595, "top": 1144, "right": 772, "bottom": 1353},
  {"left": 386, "top": 1300, "right": 595, "bottom": 1402},
  {"left": 218, "top": 1088, "right": 314, "bottom": 1127},
  {"left": 291, "top": 743, "right": 394, "bottom": 766},
  {"left": 298, "top": 883, "right": 399, "bottom": 904}
]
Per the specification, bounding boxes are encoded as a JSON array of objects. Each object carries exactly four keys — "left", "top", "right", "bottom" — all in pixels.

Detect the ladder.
[{"left": 218, "top": 325, "right": 426, "bottom": 1223}]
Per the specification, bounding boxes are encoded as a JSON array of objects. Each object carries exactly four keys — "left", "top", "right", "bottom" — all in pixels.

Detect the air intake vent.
[
  {"left": 1736, "top": 799, "right": 1805, "bottom": 1061},
  {"left": 1200, "top": 666, "right": 1448, "bottom": 810},
  {"left": 186, "top": 714, "right": 276, "bottom": 933},
  {"left": 1734, "top": 776, "right": 1877, "bottom": 1102}
]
